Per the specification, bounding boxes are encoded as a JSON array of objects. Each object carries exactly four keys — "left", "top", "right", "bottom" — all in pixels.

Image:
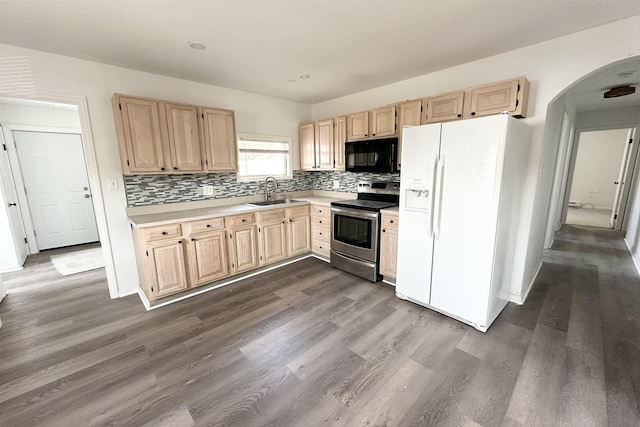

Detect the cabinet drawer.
[
  {"left": 257, "top": 209, "right": 285, "bottom": 223},
  {"left": 311, "top": 205, "right": 330, "bottom": 218},
  {"left": 227, "top": 213, "right": 256, "bottom": 226},
  {"left": 312, "top": 240, "right": 330, "bottom": 257},
  {"left": 185, "top": 217, "right": 225, "bottom": 235},
  {"left": 143, "top": 223, "right": 182, "bottom": 242},
  {"left": 286, "top": 205, "right": 310, "bottom": 218},
  {"left": 312, "top": 228, "right": 330, "bottom": 243},
  {"left": 381, "top": 214, "right": 399, "bottom": 230},
  {"left": 311, "top": 216, "right": 329, "bottom": 228}
]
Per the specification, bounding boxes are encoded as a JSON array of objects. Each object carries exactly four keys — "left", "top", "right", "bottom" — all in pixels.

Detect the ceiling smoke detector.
[{"left": 603, "top": 85, "right": 636, "bottom": 98}]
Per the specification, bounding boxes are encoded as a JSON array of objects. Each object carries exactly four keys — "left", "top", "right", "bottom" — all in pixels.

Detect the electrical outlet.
[
  {"left": 202, "top": 185, "right": 214, "bottom": 196},
  {"left": 333, "top": 180, "right": 340, "bottom": 189}
]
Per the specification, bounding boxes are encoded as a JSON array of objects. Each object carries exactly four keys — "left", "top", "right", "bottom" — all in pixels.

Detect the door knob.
[
  {"left": 84, "top": 194, "right": 91, "bottom": 198},
  {"left": 83, "top": 186, "right": 88, "bottom": 190},
  {"left": 8, "top": 203, "right": 16, "bottom": 207},
  {"left": 614, "top": 181, "right": 619, "bottom": 184}
]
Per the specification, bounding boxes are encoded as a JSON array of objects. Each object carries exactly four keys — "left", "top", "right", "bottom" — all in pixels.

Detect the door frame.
[
  {"left": 2, "top": 124, "right": 83, "bottom": 253},
  {"left": 561, "top": 125, "right": 640, "bottom": 231},
  {"left": 0, "top": 93, "right": 118, "bottom": 298}
]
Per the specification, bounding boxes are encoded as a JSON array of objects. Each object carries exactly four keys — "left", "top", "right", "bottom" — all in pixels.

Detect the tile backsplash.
[{"left": 124, "top": 170, "right": 400, "bottom": 207}]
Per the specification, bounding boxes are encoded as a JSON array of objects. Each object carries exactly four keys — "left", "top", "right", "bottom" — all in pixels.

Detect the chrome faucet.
[{"left": 264, "top": 176, "right": 278, "bottom": 202}]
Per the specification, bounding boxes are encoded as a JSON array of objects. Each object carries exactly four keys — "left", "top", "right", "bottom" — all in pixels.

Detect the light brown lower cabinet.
[
  {"left": 186, "top": 230, "right": 229, "bottom": 286},
  {"left": 228, "top": 224, "right": 259, "bottom": 274},
  {"left": 133, "top": 205, "right": 312, "bottom": 301},
  {"left": 146, "top": 238, "right": 189, "bottom": 298},
  {"left": 310, "top": 203, "right": 330, "bottom": 258},
  {"left": 287, "top": 205, "right": 311, "bottom": 257},
  {"left": 379, "top": 213, "right": 399, "bottom": 279}
]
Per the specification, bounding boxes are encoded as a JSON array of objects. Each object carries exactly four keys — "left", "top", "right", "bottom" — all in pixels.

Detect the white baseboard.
[
  {"left": 625, "top": 238, "right": 640, "bottom": 277},
  {"left": 508, "top": 261, "right": 542, "bottom": 305},
  {"left": 118, "top": 287, "right": 139, "bottom": 298},
  {"left": 0, "top": 264, "right": 22, "bottom": 273}
]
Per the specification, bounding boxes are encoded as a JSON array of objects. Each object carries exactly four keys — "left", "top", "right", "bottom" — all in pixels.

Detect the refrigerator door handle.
[
  {"left": 427, "top": 154, "right": 438, "bottom": 238},
  {"left": 434, "top": 156, "right": 445, "bottom": 239}
]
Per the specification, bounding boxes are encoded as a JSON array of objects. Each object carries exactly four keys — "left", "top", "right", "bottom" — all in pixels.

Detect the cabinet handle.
[
  {"left": 364, "top": 134, "right": 368, "bottom": 137},
  {"left": 382, "top": 229, "right": 386, "bottom": 233},
  {"left": 289, "top": 219, "right": 292, "bottom": 223},
  {"left": 206, "top": 224, "right": 211, "bottom": 228},
  {"left": 191, "top": 238, "right": 195, "bottom": 241},
  {"left": 178, "top": 240, "right": 182, "bottom": 244},
  {"left": 390, "top": 220, "right": 394, "bottom": 223},
  {"left": 319, "top": 220, "right": 322, "bottom": 224},
  {"left": 319, "top": 232, "right": 322, "bottom": 235},
  {"left": 457, "top": 114, "right": 462, "bottom": 118},
  {"left": 471, "top": 112, "right": 476, "bottom": 116},
  {"left": 161, "top": 167, "right": 165, "bottom": 171},
  {"left": 173, "top": 167, "right": 178, "bottom": 170},
  {"left": 162, "top": 231, "right": 168, "bottom": 235},
  {"left": 242, "top": 219, "right": 246, "bottom": 222}
]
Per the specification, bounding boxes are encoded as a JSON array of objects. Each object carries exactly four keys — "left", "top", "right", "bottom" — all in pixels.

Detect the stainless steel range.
[{"left": 330, "top": 180, "right": 400, "bottom": 281}]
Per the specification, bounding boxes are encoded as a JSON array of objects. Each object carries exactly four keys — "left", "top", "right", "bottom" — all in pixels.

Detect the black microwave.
[{"left": 345, "top": 138, "right": 398, "bottom": 173}]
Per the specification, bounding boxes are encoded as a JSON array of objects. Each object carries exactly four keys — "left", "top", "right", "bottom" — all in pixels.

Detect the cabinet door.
[
  {"left": 425, "top": 92, "right": 464, "bottom": 123},
  {"left": 187, "top": 230, "right": 229, "bottom": 286},
  {"left": 347, "top": 111, "right": 369, "bottom": 141},
  {"left": 202, "top": 108, "right": 237, "bottom": 171},
  {"left": 334, "top": 116, "right": 347, "bottom": 171},
  {"left": 147, "top": 238, "right": 188, "bottom": 298},
  {"left": 299, "top": 123, "right": 316, "bottom": 170},
  {"left": 379, "top": 227, "right": 398, "bottom": 279},
  {"left": 165, "top": 102, "right": 204, "bottom": 172},
  {"left": 398, "top": 100, "right": 423, "bottom": 170},
  {"left": 229, "top": 225, "right": 259, "bottom": 273},
  {"left": 370, "top": 105, "right": 396, "bottom": 138},
  {"left": 259, "top": 220, "right": 288, "bottom": 265},
  {"left": 116, "top": 96, "right": 166, "bottom": 173},
  {"left": 315, "top": 119, "right": 334, "bottom": 170},
  {"left": 467, "top": 79, "right": 521, "bottom": 118},
  {"left": 288, "top": 216, "right": 311, "bottom": 256}
]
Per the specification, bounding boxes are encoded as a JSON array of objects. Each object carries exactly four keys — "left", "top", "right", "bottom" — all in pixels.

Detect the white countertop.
[
  {"left": 381, "top": 206, "right": 399, "bottom": 214},
  {"left": 128, "top": 194, "right": 352, "bottom": 228}
]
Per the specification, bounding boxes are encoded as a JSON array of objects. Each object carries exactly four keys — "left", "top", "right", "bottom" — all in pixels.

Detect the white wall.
[
  {"left": 311, "top": 15, "right": 640, "bottom": 301},
  {"left": 0, "top": 43, "right": 310, "bottom": 297},
  {"left": 569, "top": 129, "right": 629, "bottom": 209}
]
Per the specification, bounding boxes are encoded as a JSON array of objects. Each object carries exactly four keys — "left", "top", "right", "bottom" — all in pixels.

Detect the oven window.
[{"left": 334, "top": 214, "right": 372, "bottom": 249}]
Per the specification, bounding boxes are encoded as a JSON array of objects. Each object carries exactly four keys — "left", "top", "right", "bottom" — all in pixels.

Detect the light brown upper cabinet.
[
  {"left": 424, "top": 91, "right": 465, "bottom": 124},
  {"left": 370, "top": 105, "right": 396, "bottom": 138},
  {"left": 165, "top": 102, "right": 204, "bottom": 172},
  {"left": 315, "top": 118, "right": 335, "bottom": 170},
  {"left": 398, "top": 100, "right": 423, "bottom": 170},
  {"left": 113, "top": 93, "right": 238, "bottom": 175},
  {"left": 465, "top": 77, "right": 530, "bottom": 118},
  {"left": 334, "top": 116, "right": 347, "bottom": 170},
  {"left": 113, "top": 95, "right": 166, "bottom": 173},
  {"left": 202, "top": 108, "right": 238, "bottom": 171},
  {"left": 347, "top": 111, "right": 369, "bottom": 141},
  {"left": 299, "top": 122, "right": 316, "bottom": 170},
  {"left": 299, "top": 119, "right": 339, "bottom": 171}
]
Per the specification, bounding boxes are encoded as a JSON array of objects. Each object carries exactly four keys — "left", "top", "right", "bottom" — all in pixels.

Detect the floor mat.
[{"left": 50, "top": 247, "right": 105, "bottom": 276}]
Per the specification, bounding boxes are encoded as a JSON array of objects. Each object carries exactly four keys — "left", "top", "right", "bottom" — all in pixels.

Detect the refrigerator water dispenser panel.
[{"left": 404, "top": 177, "right": 431, "bottom": 212}]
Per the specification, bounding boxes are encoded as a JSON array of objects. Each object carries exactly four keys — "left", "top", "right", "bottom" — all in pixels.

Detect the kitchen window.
[{"left": 236, "top": 133, "right": 292, "bottom": 182}]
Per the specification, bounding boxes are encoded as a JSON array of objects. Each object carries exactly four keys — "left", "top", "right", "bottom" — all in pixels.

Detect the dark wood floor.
[{"left": 0, "top": 225, "right": 638, "bottom": 426}]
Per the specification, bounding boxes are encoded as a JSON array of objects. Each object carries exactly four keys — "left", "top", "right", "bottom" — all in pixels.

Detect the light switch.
[{"left": 107, "top": 178, "right": 119, "bottom": 190}]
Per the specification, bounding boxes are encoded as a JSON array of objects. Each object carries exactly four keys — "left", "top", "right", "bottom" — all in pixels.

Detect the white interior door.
[
  {"left": 611, "top": 128, "right": 636, "bottom": 229},
  {"left": 0, "top": 132, "right": 28, "bottom": 266},
  {"left": 14, "top": 131, "right": 98, "bottom": 250}
]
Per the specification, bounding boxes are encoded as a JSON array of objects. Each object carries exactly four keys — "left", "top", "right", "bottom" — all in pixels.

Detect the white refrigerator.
[{"left": 395, "top": 114, "right": 531, "bottom": 332}]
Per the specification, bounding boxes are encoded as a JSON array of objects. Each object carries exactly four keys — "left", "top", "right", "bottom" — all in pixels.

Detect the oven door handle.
[{"left": 331, "top": 206, "right": 379, "bottom": 220}]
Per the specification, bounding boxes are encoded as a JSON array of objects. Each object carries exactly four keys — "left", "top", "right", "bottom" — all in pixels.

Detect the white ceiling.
[{"left": 2, "top": 1, "right": 640, "bottom": 104}]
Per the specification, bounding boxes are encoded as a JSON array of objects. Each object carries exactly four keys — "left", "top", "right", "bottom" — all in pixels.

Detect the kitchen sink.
[{"left": 247, "top": 199, "right": 305, "bottom": 206}]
